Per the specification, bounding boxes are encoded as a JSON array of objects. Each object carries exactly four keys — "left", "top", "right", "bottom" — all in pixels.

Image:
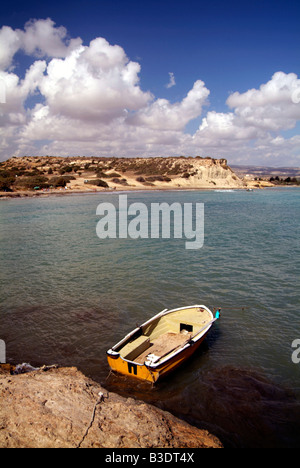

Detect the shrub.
[
  {"left": 97, "top": 179, "right": 109, "bottom": 188},
  {"left": 62, "top": 175, "right": 76, "bottom": 182},
  {"left": 145, "top": 175, "right": 171, "bottom": 182},
  {"left": 15, "top": 175, "right": 49, "bottom": 190},
  {"left": 95, "top": 170, "right": 110, "bottom": 178},
  {"left": 48, "top": 176, "right": 67, "bottom": 187},
  {"left": 145, "top": 176, "right": 162, "bottom": 182},
  {"left": 59, "top": 165, "right": 73, "bottom": 175},
  {"left": 0, "top": 170, "right": 16, "bottom": 191},
  {"left": 111, "top": 178, "right": 128, "bottom": 185},
  {"left": 84, "top": 179, "right": 109, "bottom": 188}
]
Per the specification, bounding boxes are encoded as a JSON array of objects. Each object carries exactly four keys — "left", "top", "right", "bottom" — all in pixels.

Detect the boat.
[{"left": 107, "top": 304, "right": 220, "bottom": 383}]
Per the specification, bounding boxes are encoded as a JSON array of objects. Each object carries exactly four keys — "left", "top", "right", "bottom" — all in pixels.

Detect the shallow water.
[{"left": 0, "top": 188, "right": 299, "bottom": 447}]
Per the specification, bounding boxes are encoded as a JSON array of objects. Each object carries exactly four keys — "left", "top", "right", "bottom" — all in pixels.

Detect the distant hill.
[
  {"left": 0, "top": 156, "right": 252, "bottom": 194},
  {"left": 231, "top": 165, "right": 300, "bottom": 179}
]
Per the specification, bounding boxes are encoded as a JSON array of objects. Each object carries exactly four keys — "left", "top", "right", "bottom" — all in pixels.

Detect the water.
[{"left": 0, "top": 188, "right": 299, "bottom": 447}]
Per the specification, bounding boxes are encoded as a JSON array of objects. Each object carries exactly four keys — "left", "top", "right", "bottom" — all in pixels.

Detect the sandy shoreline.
[{"left": 0, "top": 185, "right": 257, "bottom": 200}]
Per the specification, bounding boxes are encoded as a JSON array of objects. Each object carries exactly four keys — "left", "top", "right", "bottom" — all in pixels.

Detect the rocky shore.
[{"left": 0, "top": 365, "right": 222, "bottom": 448}]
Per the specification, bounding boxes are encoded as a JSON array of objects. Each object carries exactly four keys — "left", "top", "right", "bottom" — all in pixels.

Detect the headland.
[{"left": 0, "top": 155, "right": 275, "bottom": 198}]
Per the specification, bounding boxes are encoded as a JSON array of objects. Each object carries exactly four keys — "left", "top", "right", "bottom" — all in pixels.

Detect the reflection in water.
[{"left": 106, "top": 365, "right": 300, "bottom": 448}]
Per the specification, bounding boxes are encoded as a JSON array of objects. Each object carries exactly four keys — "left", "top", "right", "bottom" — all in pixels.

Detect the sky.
[{"left": 0, "top": 0, "right": 299, "bottom": 166}]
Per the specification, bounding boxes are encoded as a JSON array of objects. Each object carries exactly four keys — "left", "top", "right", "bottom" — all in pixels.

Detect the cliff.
[
  {"left": 0, "top": 365, "right": 222, "bottom": 448},
  {"left": 0, "top": 155, "right": 250, "bottom": 195}
]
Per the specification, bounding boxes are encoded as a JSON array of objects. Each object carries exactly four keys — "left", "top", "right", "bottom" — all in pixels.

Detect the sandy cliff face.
[
  {"left": 84, "top": 156, "right": 245, "bottom": 190},
  {"left": 169, "top": 158, "right": 244, "bottom": 189},
  {"left": 0, "top": 365, "right": 222, "bottom": 448}
]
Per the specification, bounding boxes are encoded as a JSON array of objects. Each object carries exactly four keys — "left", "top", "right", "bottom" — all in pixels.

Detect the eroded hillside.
[{"left": 0, "top": 155, "right": 254, "bottom": 194}]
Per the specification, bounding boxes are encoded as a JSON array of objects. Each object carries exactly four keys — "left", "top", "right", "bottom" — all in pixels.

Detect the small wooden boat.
[{"left": 107, "top": 304, "right": 220, "bottom": 383}]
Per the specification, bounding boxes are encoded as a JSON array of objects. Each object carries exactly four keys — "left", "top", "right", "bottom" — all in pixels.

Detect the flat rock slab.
[{"left": 0, "top": 365, "right": 222, "bottom": 448}]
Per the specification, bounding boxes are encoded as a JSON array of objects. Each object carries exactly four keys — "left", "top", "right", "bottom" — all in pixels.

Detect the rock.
[{"left": 0, "top": 366, "right": 222, "bottom": 448}]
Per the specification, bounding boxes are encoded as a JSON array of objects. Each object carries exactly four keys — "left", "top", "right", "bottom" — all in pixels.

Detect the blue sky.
[{"left": 0, "top": 0, "right": 299, "bottom": 165}]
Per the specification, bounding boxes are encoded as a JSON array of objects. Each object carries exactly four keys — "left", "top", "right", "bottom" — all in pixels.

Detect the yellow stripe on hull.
[{"left": 107, "top": 354, "right": 160, "bottom": 383}]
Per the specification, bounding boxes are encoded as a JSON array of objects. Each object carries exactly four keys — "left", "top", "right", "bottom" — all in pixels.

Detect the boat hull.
[{"left": 107, "top": 328, "right": 208, "bottom": 384}]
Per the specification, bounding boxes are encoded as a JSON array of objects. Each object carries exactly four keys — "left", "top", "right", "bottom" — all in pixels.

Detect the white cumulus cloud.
[
  {"left": 227, "top": 71, "right": 300, "bottom": 132},
  {"left": 0, "top": 18, "right": 81, "bottom": 71},
  {"left": 0, "top": 19, "right": 299, "bottom": 165},
  {"left": 127, "top": 80, "right": 209, "bottom": 131},
  {"left": 36, "top": 40, "right": 152, "bottom": 123}
]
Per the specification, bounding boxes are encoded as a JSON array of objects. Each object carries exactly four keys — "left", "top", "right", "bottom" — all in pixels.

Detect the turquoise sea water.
[{"left": 0, "top": 187, "right": 299, "bottom": 447}]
